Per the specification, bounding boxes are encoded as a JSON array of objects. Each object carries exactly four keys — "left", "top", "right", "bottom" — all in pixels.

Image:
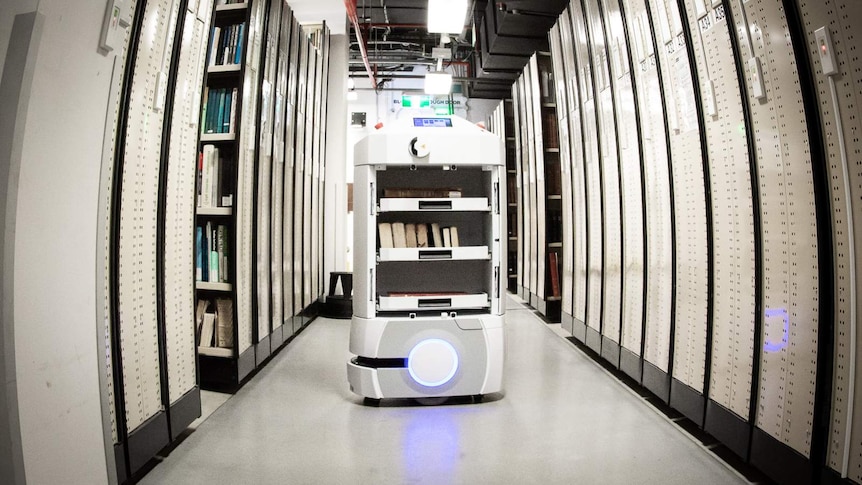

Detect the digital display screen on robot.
[{"left": 413, "top": 117, "right": 453, "bottom": 128}]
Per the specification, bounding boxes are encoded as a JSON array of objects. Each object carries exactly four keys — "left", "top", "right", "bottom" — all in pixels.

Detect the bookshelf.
[
  {"left": 510, "top": 45, "right": 563, "bottom": 322},
  {"left": 193, "top": 0, "right": 254, "bottom": 391},
  {"left": 537, "top": 50, "right": 562, "bottom": 321},
  {"left": 504, "top": 98, "right": 518, "bottom": 293},
  {"left": 192, "top": 2, "right": 331, "bottom": 392}
]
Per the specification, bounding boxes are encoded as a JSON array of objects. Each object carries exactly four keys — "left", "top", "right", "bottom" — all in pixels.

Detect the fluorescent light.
[
  {"left": 427, "top": 0, "right": 468, "bottom": 34},
  {"left": 424, "top": 72, "right": 453, "bottom": 94}
]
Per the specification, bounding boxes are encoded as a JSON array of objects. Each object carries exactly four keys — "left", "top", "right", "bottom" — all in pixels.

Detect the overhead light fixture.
[
  {"left": 427, "top": 0, "right": 468, "bottom": 34},
  {"left": 424, "top": 71, "right": 453, "bottom": 95}
]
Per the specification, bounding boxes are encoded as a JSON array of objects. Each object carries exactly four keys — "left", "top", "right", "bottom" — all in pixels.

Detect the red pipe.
[{"left": 344, "top": 0, "right": 377, "bottom": 87}]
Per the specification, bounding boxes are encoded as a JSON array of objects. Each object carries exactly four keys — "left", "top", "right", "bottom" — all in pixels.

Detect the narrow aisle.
[{"left": 141, "top": 296, "right": 750, "bottom": 484}]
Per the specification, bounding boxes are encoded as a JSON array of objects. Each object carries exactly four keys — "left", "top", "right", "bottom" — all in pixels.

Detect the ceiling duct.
[{"left": 346, "top": 0, "right": 566, "bottom": 99}]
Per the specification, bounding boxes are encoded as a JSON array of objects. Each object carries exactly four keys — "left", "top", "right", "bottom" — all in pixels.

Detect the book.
[
  {"left": 449, "top": 226, "right": 460, "bottom": 247},
  {"left": 200, "top": 312, "right": 216, "bottom": 347},
  {"left": 217, "top": 225, "right": 226, "bottom": 282},
  {"left": 208, "top": 223, "right": 219, "bottom": 283},
  {"left": 215, "top": 298, "right": 234, "bottom": 347},
  {"left": 200, "top": 145, "right": 212, "bottom": 207},
  {"left": 228, "top": 88, "right": 238, "bottom": 134},
  {"left": 416, "top": 223, "right": 429, "bottom": 248},
  {"left": 430, "top": 223, "right": 443, "bottom": 248},
  {"left": 235, "top": 23, "right": 244, "bottom": 64},
  {"left": 195, "top": 299, "right": 209, "bottom": 337},
  {"left": 442, "top": 227, "right": 451, "bottom": 247},
  {"left": 199, "top": 225, "right": 208, "bottom": 281},
  {"left": 216, "top": 90, "right": 226, "bottom": 134},
  {"left": 405, "top": 223, "right": 417, "bottom": 248},
  {"left": 200, "top": 86, "right": 208, "bottom": 134},
  {"left": 209, "top": 27, "right": 221, "bottom": 66},
  {"left": 210, "top": 146, "right": 219, "bottom": 206},
  {"left": 392, "top": 222, "right": 407, "bottom": 248},
  {"left": 222, "top": 90, "right": 232, "bottom": 133},
  {"left": 378, "top": 223, "right": 393, "bottom": 249},
  {"left": 195, "top": 226, "right": 203, "bottom": 281}
]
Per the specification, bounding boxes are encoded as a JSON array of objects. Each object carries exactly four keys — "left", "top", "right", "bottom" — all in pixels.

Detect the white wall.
[{"left": 1, "top": 0, "right": 117, "bottom": 483}]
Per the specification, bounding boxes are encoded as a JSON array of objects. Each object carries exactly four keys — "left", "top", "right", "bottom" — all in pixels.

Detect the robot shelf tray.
[
  {"left": 377, "top": 292, "right": 490, "bottom": 311},
  {"left": 378, "top": 246, "right": 490, "bottom": 262},
  {"left": 379, "top": 197, "right": 490, "bottom": 212}
]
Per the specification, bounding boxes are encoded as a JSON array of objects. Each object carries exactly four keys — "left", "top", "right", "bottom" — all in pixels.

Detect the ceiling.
[{"left": 344, "top": 0, "right": 569, "bottom": 99}]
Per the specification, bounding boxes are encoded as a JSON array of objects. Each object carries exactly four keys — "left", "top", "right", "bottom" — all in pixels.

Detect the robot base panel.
[{"left": 347, "top": 315, "right": 504, "bottom": 400}]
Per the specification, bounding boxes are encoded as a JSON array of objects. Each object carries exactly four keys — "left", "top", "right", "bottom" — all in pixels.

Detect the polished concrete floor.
[{"left": 140, "top": 295, "right": 752, "bottom": 484}]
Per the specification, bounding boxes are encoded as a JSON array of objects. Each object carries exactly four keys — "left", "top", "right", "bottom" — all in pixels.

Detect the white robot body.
[{"left": 348, "top": 116, "right": 506, "bottom": 401}]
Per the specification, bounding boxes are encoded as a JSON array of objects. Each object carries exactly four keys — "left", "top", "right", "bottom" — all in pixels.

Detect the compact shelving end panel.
[{"left": 348, "top": 116, "right": 506, "bottom": 401}]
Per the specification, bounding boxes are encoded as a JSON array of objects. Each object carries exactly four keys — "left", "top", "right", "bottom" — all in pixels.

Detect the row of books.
[
  {"left": 196, "top": 298, "right": 234, "bottom": 349},
  {"left": 208, "top": 23, "right": 245, "bottom": 66},
  {"left": 382, "top": 187, "right": 462, "bottom": 198},
  {"left": 196, "top": 222, "right": 229, "bottom": 283},
  {"left": 197, "top": 145, "right": 232, "bottom": 208},
  {"left": 202, "top": 87, "right": 237, "bottom": 135},
  {"left": 378, "top": 222, "right": 461, "bottom": 249}
]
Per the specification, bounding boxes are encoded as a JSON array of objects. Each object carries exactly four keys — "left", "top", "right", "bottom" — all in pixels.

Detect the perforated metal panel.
[
  {"left": 560, "top": 7, "right": 589, "bottom": 324},
  {"left": 621, "top": 0, "right": 672, "bottom": 359},
  {"left": 643, "top": 0, "right": 706, "bottom": 374},
  {"left": 549, "top": 23, "right": 575, "bottom": 318},
  {"left": 797, "top": 0, "right": 862, "bottom": 474},
  {"left": 317, "top": 27, "right": 331, "bottom": 301},
  {"left": 709, "top": 0, "right": 819, "bottom": 459},
  {"left": 529, "top": 56, "right": 547, "bottom": 301},
  {"left": 100, "top": 0, "right": 141, "bottom": 445},
  {"left": 164, "top": 6, "right": 209, "bottom": 404},
  {"left": 236, "top": 0, "right": 265, "bottom": 353},
  {"left": 516, "top": 74, "right": 533, "bottom": 296},
  {"left": 293, "top": 30, "right": 308, "bottom": 317},
  {"left": 117, "top": 0, "right": 181, "bottom": 432},
  {"left": 302, "top": 32, "right": 315, "bottom": 308},
  {"left": 512, "top": 80, "right": 526, "bottom": 294},
  {"left": 570, "top": 0, "right": 604, "bottom": 335},
  {"left": 602, "top": 0, "right": 644, "bottom": 353},
  {"left": 524, "top": 60, "right": 539, "bottom": 296},
  {"left": 288, "top": 17, "right": 302, "bottom": 323},
  {"left": 583, "top": 0, "right": 623, "bottom": 345},
  {"left": 271, "top": 4, "right": 292, "bottom": 335},
  {"left": 678, "top": 0, "right": 752, "bottom": 398},
  {"left": 256, "top": 0, "right": 281, "bottom": 343}
]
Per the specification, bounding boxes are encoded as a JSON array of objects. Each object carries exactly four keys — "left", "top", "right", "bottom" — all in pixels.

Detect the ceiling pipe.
[{"left": 344, "top": 0, "right": 377, "bottom": 87}]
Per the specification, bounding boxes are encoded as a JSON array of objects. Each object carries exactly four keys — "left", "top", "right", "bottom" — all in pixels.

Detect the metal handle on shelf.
[
  {"left": 418, "top": 200, "right": 452, "bottom": 210},
  {"left": 419, "top": 249, "right": 453, "bottom": 260},
  {"left": 418, "top": 298, "right": 452, "bottom": 308}
]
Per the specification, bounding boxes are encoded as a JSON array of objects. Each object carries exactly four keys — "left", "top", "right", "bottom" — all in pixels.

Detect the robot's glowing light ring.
[{"left": 407, "top": 339, "right": 459, "bottom": 387}]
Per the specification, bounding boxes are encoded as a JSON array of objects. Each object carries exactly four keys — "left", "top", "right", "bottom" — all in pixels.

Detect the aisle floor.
[{"left": 140, "top": 295, "right": 752, "bottom": 484}]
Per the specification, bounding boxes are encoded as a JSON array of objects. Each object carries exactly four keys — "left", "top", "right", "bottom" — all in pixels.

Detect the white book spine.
[
  {"left": 209, "top": 27, "right": 221, "bottom": 66},
  {"left": 201, "top": 145, "right": 214, "bottom": 208},
  {"left": 211, "top": 146, "right": 220, "bottom": 207},
  {"left": 229, "top": 88, "right": 238, "bottom": 134}
]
